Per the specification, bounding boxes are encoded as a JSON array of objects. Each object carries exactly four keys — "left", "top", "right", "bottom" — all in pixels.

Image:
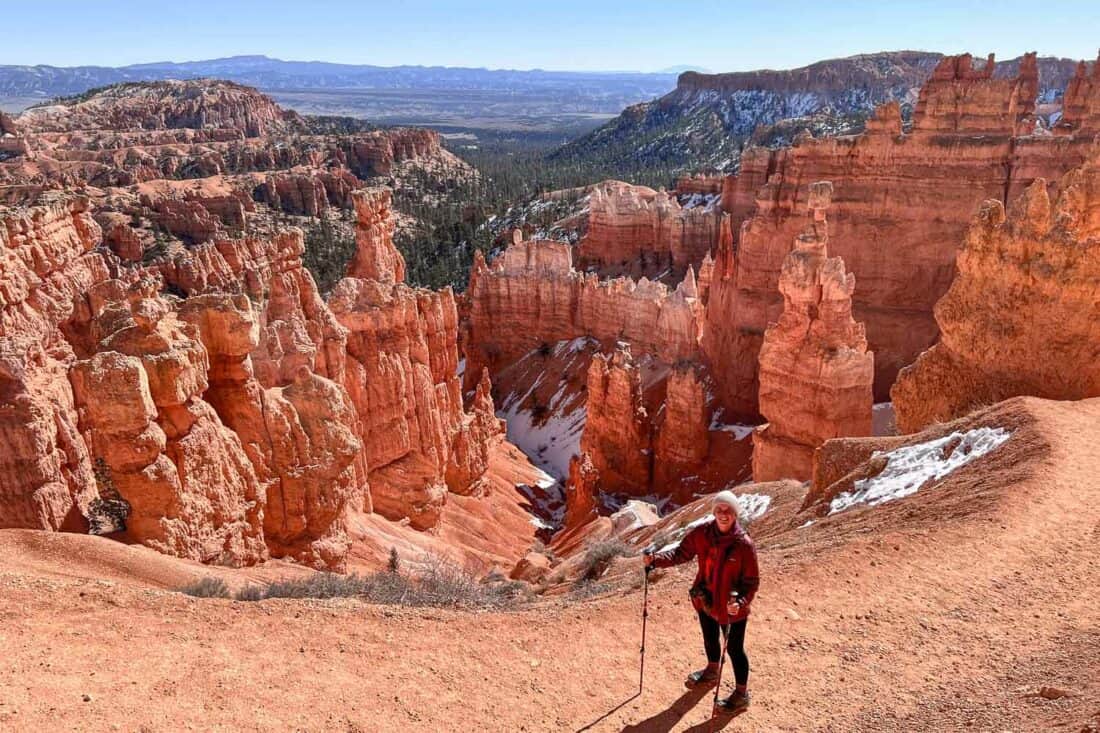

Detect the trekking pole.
[
  {"left": 709, "top": 621, "right": 730, "bottom": 728},
  {"left": 639, "top": 563, "right": 651, "bottom": 694}
]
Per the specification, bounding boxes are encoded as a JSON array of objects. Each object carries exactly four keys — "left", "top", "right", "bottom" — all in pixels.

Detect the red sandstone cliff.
[
  {"left": 751, "top": 182, "right": 873, "bottom": 481},
  {"left": 464, "top": 235, "right": 704, "bottom": 392},
  {"left": 576, "top": 181, "right": 721, "bottom": 280},
  {"left": 1058, "top": 53, "right": 1100, "bottom": 135},
  {"left": 0, "top": 178, "right": 507, "bottom": 568},
  {"left": 701, "top": 53, "right": 1099, "bottom": 420},
  {"left": 892, "top": 156, "right": 1100, "bottom": 433}
]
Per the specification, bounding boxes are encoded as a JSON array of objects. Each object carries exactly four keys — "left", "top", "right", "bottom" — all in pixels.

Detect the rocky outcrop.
[
  {"left": 328, "top": 277, "right": 463, "bottom": 529},
  {"left": 464, "top": 236, "right": 704, "bottom": 390},
  {"left": 67, "top": 278, "right": 270, "bottom": 566},
  {"left": 579, "top": 348, "right": 653, "bottom": 495},
  {"left": 913, "top": 53, "right": 1036, "bottom": 134},
  {"left": 347, "top": 187, "right": 405, "bottom": 282},
  {"left": 0, "top": 175, "right": 507, "bottom": 568},
  {"left": 1058, "top": 53, "right": 1100, "bottom": 134},
  {"left": 653, "top": 363, "right": 711, "bottom": 489},
  {"left": 576, "top": 181, "right": 721, "bottom": 280},
  {"left": 0, "top": 110, "right": 16, "bottom": 136},
  {"left": 16, "top": 80, "right": 307, "bottom": 137},
  {"left": 0, "top": 77, "right": 516, "bottom": 571},
  {"left": 559, "top": 344, "right": 743, "bottom": 519},
  {"left": 752, "top": 182, "right": 873, "bottom": 482},
  {"left": 892, "top": 158, "right": 1100, "bottom": 433},
  {"left": 702, "top": 53, "right": 1099, "bottom": 420},
  {"left": 0, "top": 196, "right": 103, "bottom": 532},
  {"left": 563, "top": 452, "right": 599, "bottom": 530},
  {"left": 2, "top": 80, "right": 469, "bottom": 197},
  {"left": 445, "top": 369, "right": 505, "bottom": 495},
  {"left": 178, "top": 294, "right": 359, "bottom": 569},
  {"left": 252, "top": 169, "right": 359, "bottom": 216},
  {"left": 323, "top": 191, "right": 502, "bottom": 530}
]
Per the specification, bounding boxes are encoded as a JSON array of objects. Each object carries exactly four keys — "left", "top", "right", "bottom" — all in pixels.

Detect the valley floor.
[{"left": 1, "top": 398, "right": 1098, "bottom": 732}]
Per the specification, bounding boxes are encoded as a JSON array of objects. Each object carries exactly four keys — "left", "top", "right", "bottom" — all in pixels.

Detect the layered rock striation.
[
  {"left": 576, "top": 180, "right": 724, "bottom": 280},
  {"left": 751, "top": 182, "right": 873, "bottom": 482},
  {"left": 892, "top": 157, "right": 1100, "bottom": 432},
  {"left": 0, "top": 177, "right": 504, "bottom": 567},
  {"left": 15, "top": 79, "right": 305, "bottom": 136},
  {"left": 702, "top": 52, "right": 1100, "bottom": 419},
  {"left": 464, "top": 234, "right": 704, "bottom": 390}
]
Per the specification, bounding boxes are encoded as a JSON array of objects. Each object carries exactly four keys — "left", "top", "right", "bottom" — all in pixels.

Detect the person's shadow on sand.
[
  {"left": 677, "top": 707, "right": 746, "bottom": 733},
  {"left": 619, "top": 685, "right": 716, "bottom": 733}
]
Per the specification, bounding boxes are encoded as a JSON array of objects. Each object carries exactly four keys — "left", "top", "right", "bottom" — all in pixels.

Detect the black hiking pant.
[{"left": 698, "top": 609, "right": 749, "bottom": 686}]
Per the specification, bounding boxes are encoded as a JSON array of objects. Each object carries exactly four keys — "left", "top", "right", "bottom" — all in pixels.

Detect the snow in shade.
[
  {"left": 708, "top": 409, "right": 758, "bottom": 440},
  {"left": 709, "top": 407, "right": 759, "bottom": 440},
  {"left": 829, "top": 427, "right": 1012, "bottom": 515},
  {"left": 532, "top": 467, "right": 557, "bottom": 490},
  {"left": 497, "top": 338, "right": 592, "bottom": 481}
]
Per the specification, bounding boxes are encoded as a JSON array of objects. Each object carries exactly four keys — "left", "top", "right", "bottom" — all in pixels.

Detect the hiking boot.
[
  {"left": 716, "top": 689, "right": 751, "bottom": 712},
  {"left": 684, "top": 663, "right": 720, "bottom": 688}
]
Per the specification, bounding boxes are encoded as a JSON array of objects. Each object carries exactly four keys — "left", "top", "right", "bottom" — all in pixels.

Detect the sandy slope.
[{"left": 0, "top": 397, "right": 1098, "bottom": 732}]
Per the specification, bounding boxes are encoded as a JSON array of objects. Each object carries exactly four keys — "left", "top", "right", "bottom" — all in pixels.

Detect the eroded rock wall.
[
  {"left": 702, "top": 53, "right": 1098, "bottom": 419},
  {"left": 892, "top": 158, "right": 1100, "bottom": 432},
  {"left": 576, "top": 181, "right": 722, "bottom": 280},
  {"left": 0, "top": 196, "right": 103, "bottom": 532},
  {"left": 464, "top": 235, "right": 704, "bottom": 391},
  {"left": 0, "top": 178, "right": 504, "bottom": 568}
]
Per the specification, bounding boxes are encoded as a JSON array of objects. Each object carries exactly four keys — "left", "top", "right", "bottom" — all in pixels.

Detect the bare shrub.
[
  {"left": 263, "top": 573, "right": 368, "bottom": 600},
  {"left": 234, "top": 584, "right": 266, "bottom": 602},
  {"left": 180, "top": 577, "right": 230, "bottom": 599},
  {"left": 577, "top": 539, "right": 635, "bottom": 584},
  {"left": 225, "top": 553, "right": 532, "bottom": 609},
  {"left": 570, "top": 580, "right": 614, "bottom": 599}
]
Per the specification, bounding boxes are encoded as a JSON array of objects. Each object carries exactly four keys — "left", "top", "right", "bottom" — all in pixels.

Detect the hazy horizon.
[{"left": 3, "top": 0, "right": 1099, "bottom": 74}]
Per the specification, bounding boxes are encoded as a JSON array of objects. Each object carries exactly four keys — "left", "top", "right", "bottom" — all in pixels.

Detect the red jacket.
[{"left": 651, "top": 520, "right": 760, "bottom": 624}]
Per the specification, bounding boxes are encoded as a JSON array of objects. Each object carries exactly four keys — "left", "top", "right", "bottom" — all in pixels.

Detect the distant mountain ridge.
[
  {"left": 0, "top": 54, "right": 677, "bottom": 103},
  {"left": 548, "top": 51, "right": 1082, "bottom": 176}
]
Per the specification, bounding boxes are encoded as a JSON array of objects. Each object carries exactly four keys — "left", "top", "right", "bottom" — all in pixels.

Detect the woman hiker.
[{"left": 643, "top": 490, "right": 760, "bottom": 712}]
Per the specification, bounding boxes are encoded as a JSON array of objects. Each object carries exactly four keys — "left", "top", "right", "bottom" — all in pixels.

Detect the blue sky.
[{"left": 3, "top": 0, "right": 1099, "bottom": 72}]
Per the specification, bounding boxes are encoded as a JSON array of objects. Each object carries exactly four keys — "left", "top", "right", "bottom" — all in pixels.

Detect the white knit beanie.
[{"left": 712, "top": 490, "right": 741, "bottom": 517}]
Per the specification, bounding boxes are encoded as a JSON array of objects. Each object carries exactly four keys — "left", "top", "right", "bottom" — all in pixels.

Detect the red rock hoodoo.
[
  {"left": 751, "top": 181, "right": 873, "bottom": 482},
  {"left": 0, "top": 183, "right": 505, "bottom": 569}
]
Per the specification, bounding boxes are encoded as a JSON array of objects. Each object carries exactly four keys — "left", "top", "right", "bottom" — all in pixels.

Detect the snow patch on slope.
[
  {"left": 829, "top": 427, "right": 1012, "bottom": 515},
  {"left": 497, "top": 337, "right": 593, "bottom": 481}
]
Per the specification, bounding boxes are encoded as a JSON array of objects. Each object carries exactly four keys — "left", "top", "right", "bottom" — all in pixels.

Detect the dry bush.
[
  {"left": 221, "top": 554, "right": 533, "bottom": 609},
  {"left": 262, "top": 573, "right": 369, "bottom": 600},
  {"left": 577, "top": 538, "right": 635, "bottom": 584},
  {"left": 234, "top": 584, "right": 266, "bottom": 602},
  {"left": 180, "top": 577, "right": 230, "bottom": 599}
]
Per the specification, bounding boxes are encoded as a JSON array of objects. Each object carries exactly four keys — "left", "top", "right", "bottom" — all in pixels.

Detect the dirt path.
[{"left": 0, "top": 398, "right": 1097, "bottom": 732}]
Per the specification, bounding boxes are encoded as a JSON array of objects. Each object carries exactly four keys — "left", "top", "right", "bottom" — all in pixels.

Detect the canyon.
[
  {"left": 461, "top": 51, "right": 1100, "bottom": 522},
  {"left": 3, "top": 50, "right": 1100, "bottom": 581},
  {"left": 0, "top": 81, "right": 539, "bottom": 573},
  {"left": 2, "top": 43, "right": 1100, "bottom": 733}
]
